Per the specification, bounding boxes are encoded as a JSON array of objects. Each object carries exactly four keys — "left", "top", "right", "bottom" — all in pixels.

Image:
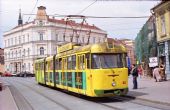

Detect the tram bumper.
[{"left": 94, "top": 88, "right": 128, "bottom": 97}]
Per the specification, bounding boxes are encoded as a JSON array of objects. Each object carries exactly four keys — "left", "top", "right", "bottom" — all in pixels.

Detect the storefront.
[{"left": 158, "top": 41, "right": 170, "bottom": 79}]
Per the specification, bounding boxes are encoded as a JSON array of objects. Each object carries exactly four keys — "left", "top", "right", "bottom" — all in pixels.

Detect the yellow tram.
[{"left": 34, "top": 43, "right": 128, "bottom": 97}]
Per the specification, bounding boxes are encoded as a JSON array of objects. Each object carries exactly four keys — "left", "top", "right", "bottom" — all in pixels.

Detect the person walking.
[
  {"left": 131, "top": 64, "right": 138, "bottom": 89},
  {"left": 138, "top": 64, "right": 143, "bottom": 78},
  {"left": 153, "top": 66, "right": 161, "bottom": 82}
]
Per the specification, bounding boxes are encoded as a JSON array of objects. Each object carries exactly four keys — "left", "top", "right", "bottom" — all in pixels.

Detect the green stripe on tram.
[
  {"left": 72, "top": 72, "right": 76, "bottom": 88},
  {"left": 65, "top": 72, "right": 67, "bottom": 86},
  {"left": 82, "top": 72, "right": 86, "bottom": 90},
  {"left": 59, "top": 72, "right": 61, "bottom": 85},
  {"left": 52, "top": 72, "right": 54, "bottom": 83}
]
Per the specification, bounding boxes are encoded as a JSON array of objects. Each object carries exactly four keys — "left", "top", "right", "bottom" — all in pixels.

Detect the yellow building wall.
[{"left": 155, "top": 2, "right": 170, "bottom": 42}]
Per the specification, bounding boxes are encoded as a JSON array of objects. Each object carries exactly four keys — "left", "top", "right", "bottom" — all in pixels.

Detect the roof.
[
  {"left": 151, "top": 1, "right": 167, "bottom": 11},
  {"left": 7, "top": 18, "right": 102, "bottom": 34},
  {"left": 12, "top": 21, "right": 34, "bottom": 30},
  {"left": 107, "top": 38, "right": 125, "bottom": 45},
  {"left": 48, "top": 18, "right": 102, "bottom": 30}
]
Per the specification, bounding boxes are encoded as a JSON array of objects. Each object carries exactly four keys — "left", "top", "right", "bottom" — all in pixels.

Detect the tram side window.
[
  {"left": 123, "top": 53, "right": 127, "bottom": 67},
  {"left": 50, "top": 60, "right": 53, "bottom": 70},
  {"left": 45, "top": 62, "right": 48, "bottom": 71},
  {"left": 78, "top": 55, "right": 85, "bottom": 70},
  {"left": 117, "top": 54, "right": 123, "bottom": 68},
  {"left": 63, "top": 58, "right": 67, "bottom": 70},
  {"left": 92, "top": 54, "right": 100, "bottom": 69},
  {"left": 40, "top": 63, "right": 44, "bottom": 70},
  {"left": 39, "top": 63, "right": 41, "bottom": 70},
  {"left": 48, "top": 61, "right": 51, "bottom": 70},
  {"left": 86, "top": 54, "right": 90, "bottom": 69},
  {"left": 67, "top": 56, "right": 72, "bottom": 70},
  {"left": 55, "top": 59, "right": 59, "bottom": 70},
  {"left": 72, "top": 55, "right": 76, "bottom": 70},
  {"left": 59, "top": 58, "right": 62, "bottom": 70},
  {"left": 35, "top": 63, "right": 38, "bottom": 70}
]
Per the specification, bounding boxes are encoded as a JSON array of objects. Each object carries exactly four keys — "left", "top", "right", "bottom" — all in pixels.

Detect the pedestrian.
[
  {"left": 152, "top": 66, "right": 161, "bottom": 82},
  {"left": 159, "top": 63, "right": 166, "bottom": 81},
  {"left": 131, "top": 64, "right": 138, "bottom": 89},
  {"left": 138, "top": 64, "right": 143, "bottom": 78}
]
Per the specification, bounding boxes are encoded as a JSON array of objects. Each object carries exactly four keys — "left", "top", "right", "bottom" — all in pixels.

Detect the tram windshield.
[{"left": 91, "top": 54, "right": 125, "bottom": 69}]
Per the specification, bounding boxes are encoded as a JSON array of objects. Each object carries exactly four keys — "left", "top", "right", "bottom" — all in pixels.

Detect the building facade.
[
  {"left": 0, "top": 48, "right": 5, "bottom": 74},
  {"left": 152, "top": 1, "right": 170, "bottom": 78},
  {"left": 135, "top": 16, "right": 157, "bottom": 76},
  {"left": 3, "top": 6, "right": 107, "bottom": 74},
  {"left": 119, "top": 39, "right": 136, "bottom": 65}
]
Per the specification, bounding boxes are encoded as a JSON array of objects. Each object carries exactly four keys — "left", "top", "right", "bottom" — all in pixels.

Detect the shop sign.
[
  {"left": 149, "top": 57, "right": 158, "bottom": 67},
  {"left": 149, "top": 57, "right": 158, "bottom": 63},
  {"left": 149, "top": 62, "right": 158, "bottom": 67}
]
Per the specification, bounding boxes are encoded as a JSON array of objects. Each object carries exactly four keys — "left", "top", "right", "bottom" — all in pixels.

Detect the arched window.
[{"left": 40, "top": 47, "right": 44, "bottom": 55}]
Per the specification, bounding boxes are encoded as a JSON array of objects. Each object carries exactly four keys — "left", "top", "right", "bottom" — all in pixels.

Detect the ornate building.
[
  {"left": 3, "top": 6, "right": 107, "bottom": 74},
  {"left": 152, "top": 1, "right": 170, "bottom": 78}
]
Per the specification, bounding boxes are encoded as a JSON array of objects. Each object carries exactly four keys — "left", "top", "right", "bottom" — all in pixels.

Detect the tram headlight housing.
[{"left": 112, "top": 82, "right": 116, "bottom": 86}]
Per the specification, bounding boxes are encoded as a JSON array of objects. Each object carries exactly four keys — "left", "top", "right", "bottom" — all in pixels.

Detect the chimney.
[
  {"left": 36, "top": 6, "right": 48, "bottom": 20},
  {"left": 18, "top": 8, "right": 23, "bottom": 26}
]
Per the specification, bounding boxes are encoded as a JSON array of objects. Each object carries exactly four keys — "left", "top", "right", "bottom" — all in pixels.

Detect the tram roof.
[
  {"left": 46, "top": 56, "right": 53, "bottom": 61},
  {"left": 34, "top": 58, "right": 44, "bottom": 63},
  {"left": 57, "top": 43, "right": 127, "bottom": 57}
]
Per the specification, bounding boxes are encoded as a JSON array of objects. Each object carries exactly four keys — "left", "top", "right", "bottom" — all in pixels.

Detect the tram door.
[
  {"left": 44, "top": 61, "right": 48, "bottom": 85},
  {"left": 77, "top": 54, "right": 86, "bottom": 93},
  {"left": 62, "top": 58, "right": 67, "bottom": 89}
]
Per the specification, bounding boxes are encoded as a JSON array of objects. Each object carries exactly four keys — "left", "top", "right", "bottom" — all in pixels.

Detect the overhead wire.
[
  {"left": 77, "top": 0, "right": 98, "bottom": 15},
  {"left": 23, "top": 13, "right": 150, "bottom": 19},
  {"left": 27, "top": 0, "right": 39, "bottom": 22}
]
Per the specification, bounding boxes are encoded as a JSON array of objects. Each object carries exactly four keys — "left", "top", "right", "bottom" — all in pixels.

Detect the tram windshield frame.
[{"left": 91, "top": 53, "right": 126, "bottom": 69}]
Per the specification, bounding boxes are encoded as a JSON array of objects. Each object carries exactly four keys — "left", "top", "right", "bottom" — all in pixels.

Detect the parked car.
[
  {"left": 2, "top": 71, "right": 12, "bottom": 77},
  {"left": 16, "top": 71, "right": 35, "bottom": 77}
]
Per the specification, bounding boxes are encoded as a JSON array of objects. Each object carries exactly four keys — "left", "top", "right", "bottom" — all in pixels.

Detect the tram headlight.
[{"left": 112, "top": 82, "right": 116, "bottom": 86}]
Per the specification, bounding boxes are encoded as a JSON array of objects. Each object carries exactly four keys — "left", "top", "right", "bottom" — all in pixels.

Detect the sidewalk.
[
  {"left": 127, "top": 76, "right": 170, "bottom": 105},
  {"left": 0, "top": 81, "right": 18, "bottom": 110}
]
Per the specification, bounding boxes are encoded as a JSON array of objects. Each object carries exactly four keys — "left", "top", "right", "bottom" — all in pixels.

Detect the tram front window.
[{"left": 92, "top": 54, "right": 123, "bottom": 69}]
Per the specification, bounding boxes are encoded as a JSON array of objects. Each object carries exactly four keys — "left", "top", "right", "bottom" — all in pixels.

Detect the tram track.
[
  {"left": 4, "top": 77, "right": 170, "bottom": 110},
  {"left": 110, "top": 96, "right": 170, "bottom": 110},
  {"left": 11, "top": 77, "right": 122, "bottom": 110},
  {"left": 16, "top": 78, "right": 165, "bottom": 110},
  {"left": 5, "top": 81, "right": 34, "bottom": 110},
  {"left": 5, "top": 78, "right": 71, "bottom": 110}
]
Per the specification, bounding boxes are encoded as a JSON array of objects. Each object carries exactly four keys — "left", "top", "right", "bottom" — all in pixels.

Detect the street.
[{"left": 1, "top": 77, "right": 170, "bottom": 110}]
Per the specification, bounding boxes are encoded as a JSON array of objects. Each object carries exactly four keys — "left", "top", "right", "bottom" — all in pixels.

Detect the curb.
[
  {"left": 7, "top": 86, "right": 19, "bottom": 110},
  {"left": 124, "top": 95, "right": 170, "bottom": 106},
  {"left": 1, "top": 84, "right": 19, "bottom": 110}
]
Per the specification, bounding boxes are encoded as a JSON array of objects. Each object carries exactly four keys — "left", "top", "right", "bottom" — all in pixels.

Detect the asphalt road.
[{"left": 1, "top": 77, "right": 169, "bottom": 110}]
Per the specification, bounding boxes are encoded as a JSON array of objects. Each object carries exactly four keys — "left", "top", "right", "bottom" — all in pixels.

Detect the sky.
[{"left": 0, "top": 0, "right": 160, "bottom": 48}]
